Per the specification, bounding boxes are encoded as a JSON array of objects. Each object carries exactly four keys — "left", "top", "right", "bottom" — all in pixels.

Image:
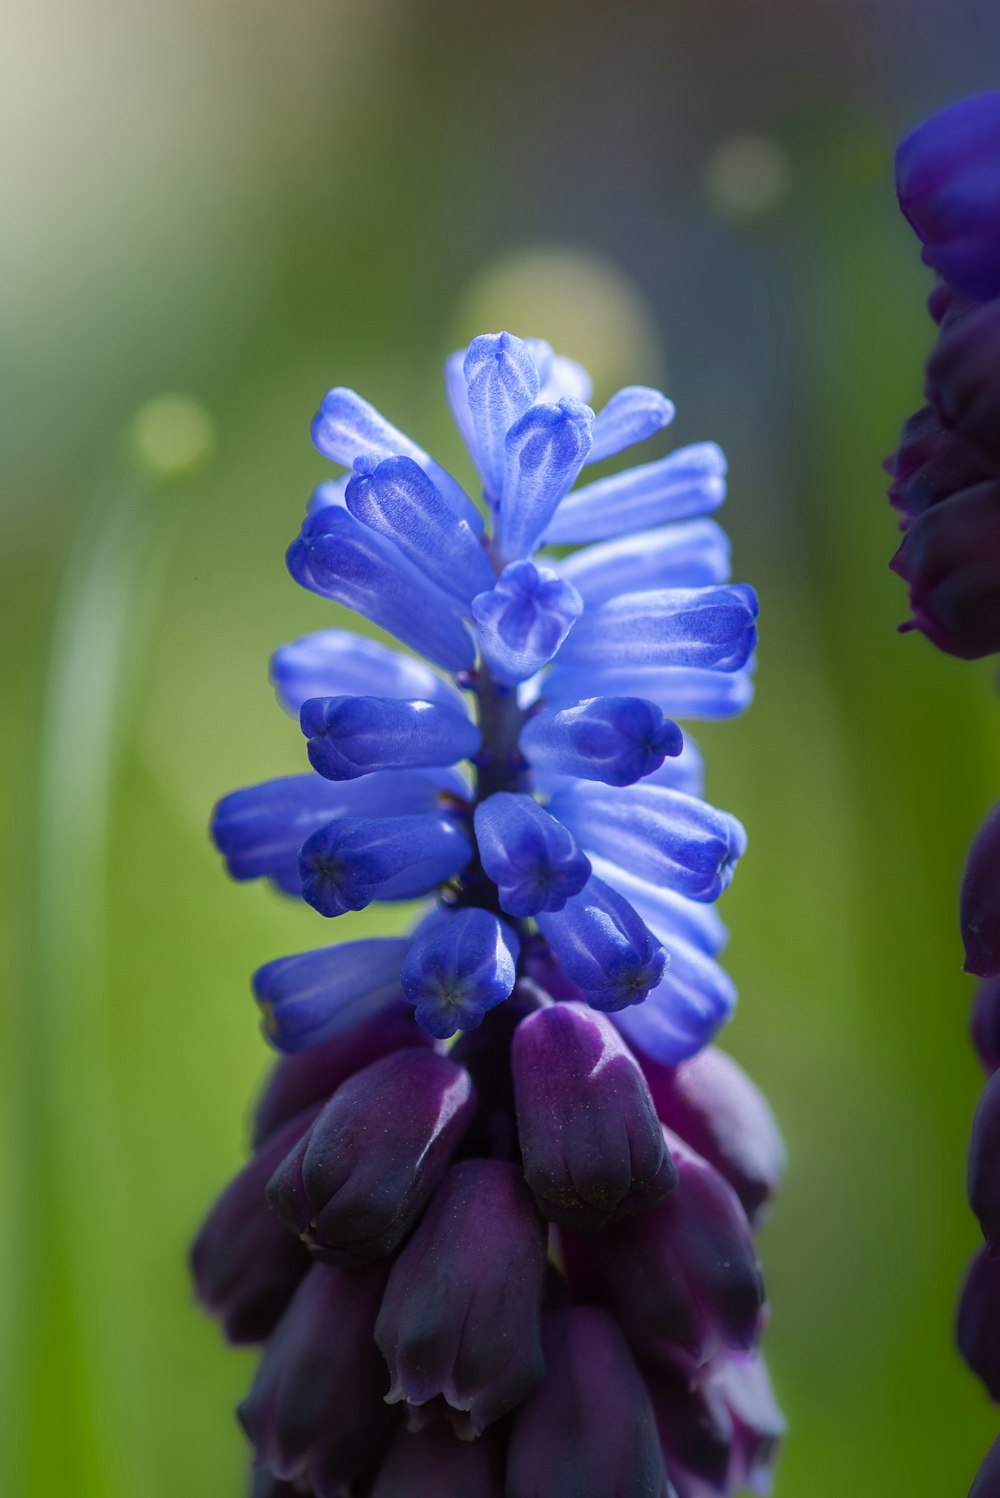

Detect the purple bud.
[
  {"left": 190, "top": 1108, "right": 318, "bottom": 1344},
  {"left": 971, "top": 1435, "right": 1000, "bottom": 1498},
  {"left": 885, "top": 405, "right": 990, "bottom": 525},
  {"left": 252, "top": 1000, "right": 432, "bottom": 1148},
  {"left": 569, "top": 1129, "right": 764, "bottom": 1371},
  {"left": 371, "top": 1422, "right": 505, "bottom": 1498},
  {"left": 238, "top": 1261, "right": 396, "bottom": 1495},
  {"left": 957, "top": 1247, "right": 1000, "bottom": 1399},
  {"left": 642, "top": 1046, "right": 786, "bottom": 1228},
  {"left": 649, "top": 1352, "right": 784, "bottom": 1498},
  {"left": 973, "top": 977, "right": 1000, "bottom": 1075},
  {"left": 890, "top": 483, "right": 1000, "bottom": 659},
  {"left": 472, "top": 560, "right": 583, "bottom": 684},
  {"left": 375, "top": 1160, "right": 547, "bottom": 1432},
  {"left": 969, "top": 1068, "right": 1000, "bottom": 1252},
  {"left": 896, "top": 92, "right": 1000, "bottom": 301},
  {"left": 926, "top": 297, "right": 1000, "bottom": 470},
  {"left": 511, "top": 1002, "right": 677, "bottom": 1229},
  {"left": 506, "top": 1308, "right": 673, "bottom": 1498},
  {"left": 474, "top": 792, "right": 591, "bottom": 916},
  {"left": 962, "top": 802, "right": 1000, "bottom": 975},
  {"left": 401, "top": 906, "right": 520, "bottom": 1038},
  {"left": 267, "top": 1049, "right": 475, "bottom": 1262}
]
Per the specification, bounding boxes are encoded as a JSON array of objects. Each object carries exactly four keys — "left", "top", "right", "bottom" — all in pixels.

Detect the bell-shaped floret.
[
  {"left": 473, "top": 561, "right": 583, "bottom": 684},
  {"left": 506, "top": 1308, "right": 673, "bottom": 1498},
  {"left": 891, "top": 483, "right": 1000, "bottom": 660},
  {"left": 586, "top": 385, "right": 675, "bottom": 464},
  {"left": 311, "top": 384, "right": 482, "bottom": 533},
  {"left": 474, "top": 791, "right": 591, "bottom": 916},
  {"left": 345, "top": 454, "right": 495, "bottom": 604},
  {"left": 271, "top": 629, "right": 463, "bottom": 716},
  {"left": 299, "top": 812, "right": 473, "bottom": 917},
  {"left": 498, "top": 399, "right": 594, "bottom": 560},
  {"left": 301, "top": 695, "right": 480, "bottom": 781},
  {"left": 375, "top": 1160, "right": 547, "bottom": 1432},
  {"left": 253, "top": 937, "right": 410, "bottom": 1053},
  {"left": 267, "top": 1048, "right": 475, "bottom": 1262},
  {"left": 287, "top": 505, "right": 475, "bottom": 673},
  {"left": 556, "top": 584, "right": 758, "bottom": 674},
  {"left": 544, "top": 442, "right": 727, "bottom": 545},
  {"left": 512, "top": 1001, "right": 677, "bottom": 1229},
  {"left": 401, "top": 906, "right": 520, "bottom": 1038},
  {"left": 520, "top": 698, "right": 681, "bottom": 787},
  {"left": 463, "top": 331, "right": 541, "bottom": 499},
  {"left": 536, "top": 876, "right": 665, "bottom": 1011},
  {"left": 549, "top": 781, "right": 746, "bottom": 903}
]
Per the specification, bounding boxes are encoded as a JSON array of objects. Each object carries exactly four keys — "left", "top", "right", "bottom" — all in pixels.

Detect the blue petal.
[
  {"left": 556, "top": 584, "right": 758, "bottom": 673},
  {"left": 535, "top": 876, "right": 665, "bottom": 1012},
  {"left": 212, "top": 770, "right": 469, "bottom": 886},
  {"left": 586, "top": 386, "right": 675, "bottom": 465},
  {"left": 472, "top": 561, "right": 583, "bottom": 686},
  {"left": 306, "top": 477, "right": 349, "bottom": 517},
  {"left": 612, "top": 936, "right": 736, "bottom": 1065},
  {"left": 287, "top": 506, "right": 475, "bottom": 674},
  {"left": 311, "top": 386, "right": 484, "bottom": 535},
  {"left": 547, "top": 781, "right": 746, "bottom": 903},
  {"left": 498, "top": 400, "right": 594, "bottom": 560},
  {"left": 401, "top": 906, "right": 520, "bottom": 1038},
  {"left": 254, "top": 937, "right": 411, "bottom": 1052},
  {"left": 543, "top": 663, "right": 755, "bottom": 720},
  {"left": 301, "top": 696, "right": 480, "bottom": 781},
  {"left": 271, "top": 630, "right": 464, "bottom": 716},
  {"left": 554, "top": 520, "right": 732, "bottom": 604},
  {"left": 463, "top": 332, "right": 540, "bottom": 500},
  {"left": 299, "top": 813, "right": 473, "bottom": 916},
  {"left": 520, "top": 698, "right": 682, "bottom": 787},
  {"left": 345, "top": 454, "right": 495, "bottom": 606},
  {"left": 474, "top": 791, "right": 591, "bottom": 916},
  {"left": 543, "top": 441, "right": 727, "bottom": 544},
  {"left": 586, "top": 852, "right": 728, "bottom": 956}
]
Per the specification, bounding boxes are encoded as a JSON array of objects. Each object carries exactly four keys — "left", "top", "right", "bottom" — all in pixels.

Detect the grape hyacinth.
[
  {"left": 888, "top": 92, "right": 1000, "bottom": 1495},
  {"left": 194, "top": 330, "right": 785, "bottom": 1496}
]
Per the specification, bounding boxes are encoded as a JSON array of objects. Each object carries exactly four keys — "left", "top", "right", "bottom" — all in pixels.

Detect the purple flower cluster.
[
  {"left": 194, "top": 331, "right": 785, "bottom": 1495},
  {"left": 889, "top": 93, "right": 1000, "bottom": 1496}
]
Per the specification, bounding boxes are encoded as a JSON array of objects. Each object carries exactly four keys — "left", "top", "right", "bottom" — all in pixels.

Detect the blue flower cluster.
[
  {"left": 195, "top": 331, "right": 784, "bottom": 1497},
  {"left": 889, "top": 93, "right": 1000, "bottom": 1497}
]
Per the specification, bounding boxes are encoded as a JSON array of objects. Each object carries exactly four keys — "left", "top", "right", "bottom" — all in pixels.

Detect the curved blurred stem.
[{"left": 5, "top": 460, "right": 182, "bottom": 1497}]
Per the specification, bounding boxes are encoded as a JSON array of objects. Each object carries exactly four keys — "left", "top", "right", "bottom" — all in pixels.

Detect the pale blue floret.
[
  {"left": 519, "top": 698, "right": 682, "bottom": 787},
  {"left": 463, "top": 332, "right": 540, "bottom": 501},
  {"left": 345, "top": 454, "right": 495, "bottom": 606},
  {"left": 253, "top": 937, "right": 410, "bottom": 1052},
  {"left": 556, "top": 583, "right": 758, "bottom": 673},
  {"left": 300, "top": 696, "right": 481, "bottom": 781},
  {"left": 401, "top": 906, "right": 520, "bottom": 1038},
  {"left": 299, "top": 812, "right": 473, "bottom": 917},
  {"left": 542, "top": 440, "right": 728, "bottom": 544},
  {"left": 584, "top": 385, "right": 676, "bottom": 465},
  {"left": 554, "top": 520, "right": 732, "bottom": 603},
  {"left": 497, "top": 399, "right": 594, "bottom": 560},
  {"left": 472, "top": 561, "right": 583, "bottom": 685},
  {"left": 287, "top": 505, "right": 475, "bottom": 673},
  {"left": 271, "top": 629, "right": 464, "bottom": 716},
  {"left": 474, "top": 792, "right": 591, "bottom": 917},
  {"left": 547, "top": 780, "right": 747, "bottom": 903},
  {"left": 535, "top": 876, "right": 666, "bottom": 1012}
]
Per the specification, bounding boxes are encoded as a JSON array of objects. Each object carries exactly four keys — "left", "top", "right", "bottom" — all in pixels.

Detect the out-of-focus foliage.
[{"left": 4, "top": 1, "right": 1000, "bottom": 1493}]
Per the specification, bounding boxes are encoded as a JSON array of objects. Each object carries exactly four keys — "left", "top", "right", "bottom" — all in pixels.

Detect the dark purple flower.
[
  {"left": 957, "top": 1247, "right": 1000, "bottom": 1400},
  {"left": 969, "top": 1066, "right": 1000, "bottom": 1252},
  {"left": 885, "top": 405, "right": 990, "bottom": 526},
  {"left": 972, "top": 977, "right": 1000, "bottom": 1075},
  {"left": 927, "top": 296, "right": 1000, "bottom": 470},
  {"left": 962, "top": 801, "right": 1000, "bottom": 975},
  {"left": 191, "top": 1107, "right": 318, "bottom": 1344},
  {"left": 267, "top": 1049, "right": 475, "bottom": 1262},
  {"left": 370, "top": 1422, "right": 505, "bottom": 1498},
  {"left": 239, "top": 1261, "right": 396, "bottom": 1496},
  {"left": 375, "top": 1160, "right": 546, "bottom": 1433},
  {"left": 642, "top": 1046, "right": 786, "bottom": 1228},
  {"left": 511, "top": 1000, "right": 676, "bottom": 1230},
  {"left": 896, "top": 92, "right": 1000, "bottom": 302},
  {"left": 890, "top": 483, "right": 1000, "bottom": 659},
  {"left": 505, "top": 1308, "right": 674, "bottom": 1498},
  {"left": 647, "top": 1351, "right": 784, "bottom": 1498}
]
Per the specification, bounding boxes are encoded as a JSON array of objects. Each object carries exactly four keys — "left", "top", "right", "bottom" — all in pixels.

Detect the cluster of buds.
[
  {"left": 888, "top": 92, "right": 1000, "bottom": 1495},
  {"left": 193, "top": 330, "right": 785, "bottom": 1495}
]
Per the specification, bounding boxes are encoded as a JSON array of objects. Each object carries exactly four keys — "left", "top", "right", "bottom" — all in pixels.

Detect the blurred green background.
[{"left": 4, "top": 0, "right": 1000, "bottom": 1492}]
